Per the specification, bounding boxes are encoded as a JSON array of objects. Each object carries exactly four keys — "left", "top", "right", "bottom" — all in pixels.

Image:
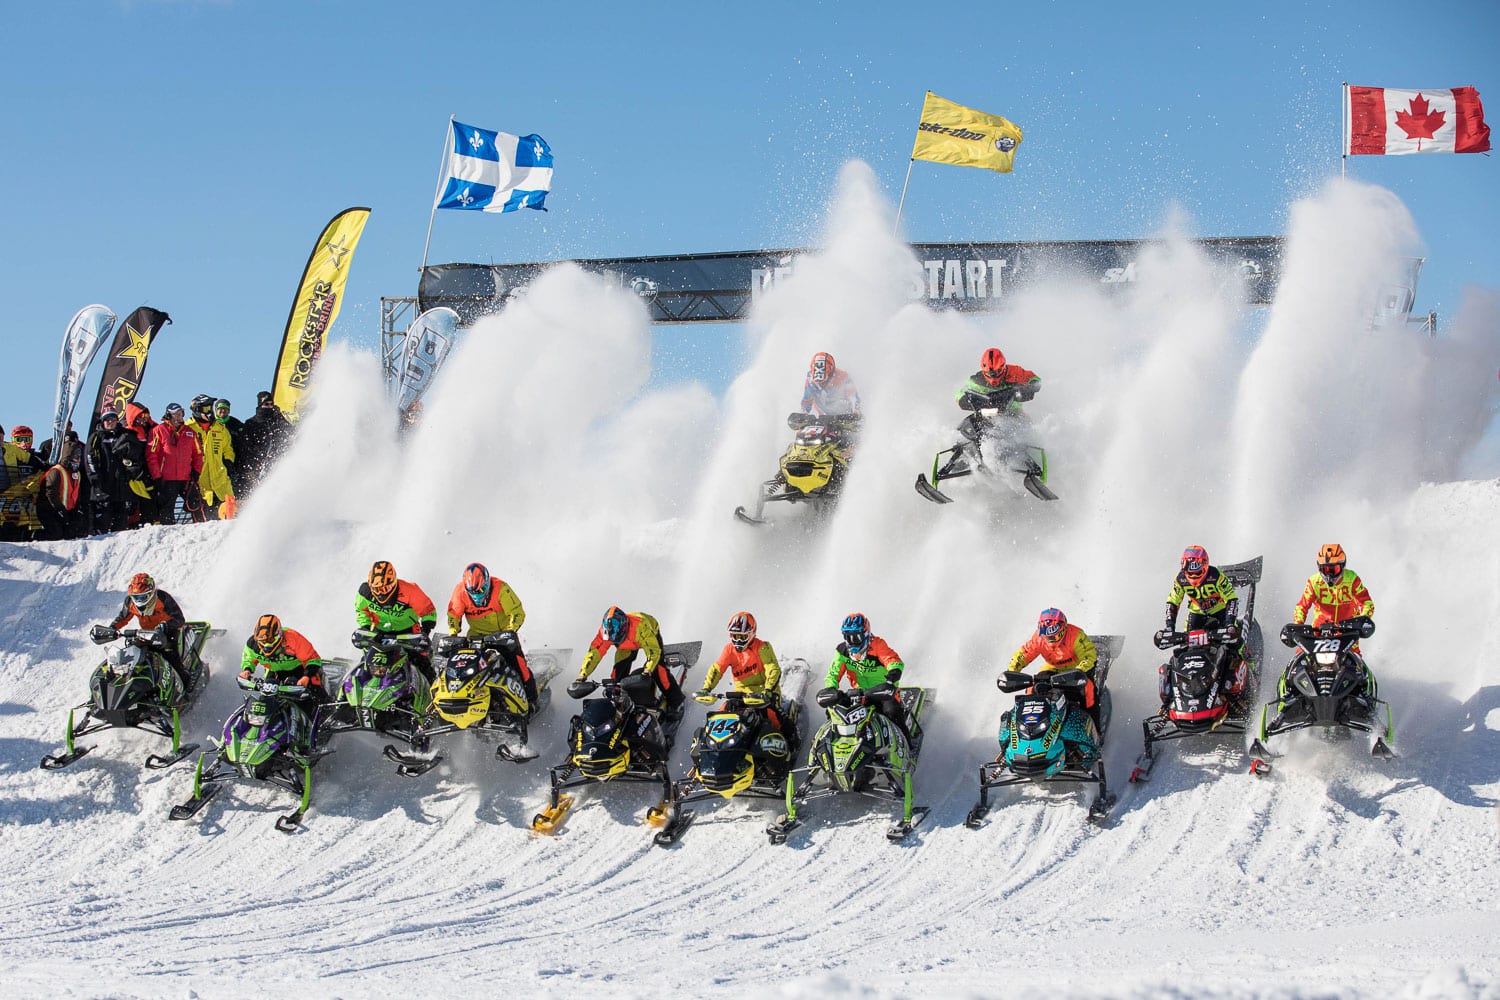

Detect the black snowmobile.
[
  {"left": 1131, "top": 556, "right": 1265, "bottom": 782},
  {"left": 735, "top": 413, "right": 860, "bottom": 525},
  {"left": 40, "top": 622, "right": 217, "bottom": 771},
  {"left": 530, "top": 641, "right": 700, "bottom": 833},
  {"left": 1249, "top": 617, "right": 1394, "bottom": 773},
  {"left": 915, "top": 386, "right": 1055, "bottom": 503},
  {"left": 647, "top": 660, "right": 810, "bottom": 846}
]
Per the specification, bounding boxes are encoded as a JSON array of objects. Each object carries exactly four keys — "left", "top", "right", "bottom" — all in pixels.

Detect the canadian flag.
[{"left": 1346, "top": 86, "right": 1491, "bottom": 155}]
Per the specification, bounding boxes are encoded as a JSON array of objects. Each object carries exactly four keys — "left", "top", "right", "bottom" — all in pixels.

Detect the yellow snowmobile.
[{"left": 735, "top": 413, "right": 860, "bottom": 525}]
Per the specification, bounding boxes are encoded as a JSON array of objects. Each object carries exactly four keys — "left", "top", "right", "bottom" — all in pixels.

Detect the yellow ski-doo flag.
[
  {"left": 911, "top": 92, "right": 1023, "bottom": 173},
  {"left": 272, "top": 207, "right": 371, "bottom": 417}
]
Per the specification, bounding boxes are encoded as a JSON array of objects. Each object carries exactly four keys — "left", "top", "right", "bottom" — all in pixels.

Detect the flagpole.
[
  {"left": 1341, "top": 82, "right": 1348, "bottom": 178},
  {"left": 894, "top": 157, "right": 916, "bottom": 232},
  {"left": 420, "top": 115, "right": 455, "bottom": 274}
]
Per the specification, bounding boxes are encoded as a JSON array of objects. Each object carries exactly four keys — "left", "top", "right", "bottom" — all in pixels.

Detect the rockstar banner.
[{"left": 91, "top": 306, "right": 171, "bottom": 419}]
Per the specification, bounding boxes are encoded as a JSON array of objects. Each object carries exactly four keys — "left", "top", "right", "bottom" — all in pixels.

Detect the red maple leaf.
[{"left": 1395, "top": 92, "right": 1446, "bottom": 142}]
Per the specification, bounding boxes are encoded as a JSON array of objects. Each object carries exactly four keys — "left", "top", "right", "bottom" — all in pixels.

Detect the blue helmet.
[
  {"left": 841, "top": 613, "right": 871, "bottom": 657},
  {"left": 602, "top": 606, "right": 629, "bottom": 643}
]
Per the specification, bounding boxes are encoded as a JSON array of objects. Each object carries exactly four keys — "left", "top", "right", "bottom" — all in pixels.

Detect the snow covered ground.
[{"left": 2, "top": 168, "right": 1498, "bottom": 998}]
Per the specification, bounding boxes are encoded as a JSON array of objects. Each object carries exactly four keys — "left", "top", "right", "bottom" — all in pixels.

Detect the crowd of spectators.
[{"left": 0, "top": 390, "right": 293, "bottom": 542}]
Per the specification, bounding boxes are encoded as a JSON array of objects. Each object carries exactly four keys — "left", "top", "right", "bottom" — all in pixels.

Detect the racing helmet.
[
  {"left": 1038, "top": 607, "right": 1068, "bottom": 643},
  {"left": 601, "top": 606, "right": 629, "bottom": 643},
  {"left": 127, "top": 572, "right": 157, "bottom": 612},
  {"left": 254, "top": 614, "right": 284, "bottom": 656},
  {"left": 1317, "top": 543, "right": 1346, "bottom": 583},
  {"left": 368, "top": 561, "right": 398, "bottom": 604},
  {"left": 463, "top": 562, "right": 492, "bottom": 606},
  {"left": 728, "top": 611, "right": 757, "bottom": 651},
  {"left": 841, "top": 613, "right": 871, "bottom": 657},
  {"left": 190, "top": 394, "right": 215, "bottom": 421},
  {"left": 1181, "top": 545, "right": 1209, "bottom": 586},
  {"left": 809, "top": 351, "right": 835, "bottom": 384},
  {"left": 980, "top": 347, "right": 1007, "bottom": 387}
]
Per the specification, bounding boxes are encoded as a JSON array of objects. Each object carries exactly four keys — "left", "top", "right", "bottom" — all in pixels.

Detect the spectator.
[
  {"left": 87, "top": 410, "right": 134, "bottom": 534},
  {"left": 120, "top": 403, "right": 159, "bottom": 527},
  {"left": 1, "top": 426, "right": 46, "bottom": 541},
  {"left": 147, "top": 403, "right": 204, "bottom": 525},
  {"left": 240, "top": 390, "right": 292, "bottom": 496},
  {"left": 39, "top": 436, "right": 85, "bottom": 539},
  {"left": 214, "top": 399, "right": 247, "bottom": 497},
  {"left": 195, "top": 398, "right": 236, "bottom": 519}
]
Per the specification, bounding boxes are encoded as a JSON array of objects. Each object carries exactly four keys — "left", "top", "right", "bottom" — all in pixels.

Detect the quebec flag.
[{"left": 435, "top": 120, "right": 553, "bottom": 213}]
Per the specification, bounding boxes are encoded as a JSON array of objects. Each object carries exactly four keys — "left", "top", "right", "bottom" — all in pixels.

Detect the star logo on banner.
[
  {"left": 324, "top": 235, "right": 352, "bottom": 269},
  {"left": 468, "top": 130, "right": 485, "bottom": 153},
  {"left": 116, "top": 323, "right": 151, "bottom": 376}
]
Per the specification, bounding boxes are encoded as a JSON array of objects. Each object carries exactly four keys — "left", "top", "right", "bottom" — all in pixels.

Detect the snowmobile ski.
[
  {"left": 886, "top": 805, "right": 930, "bottom": 842},
  {"left": 168, "top": 783, "right": 222, "bottom": 821},
  {"left": 144, "top": 742, "right": 200, "bottom": 770},
  {"left": 963, "top": 801, "right": 990, "bottom": 830},
  {"left": 651, "top": 808, "right": 695, "bottom": 847},
  {"left": 766, "top": 813, "right": 800, "bottom": 845},
  {"left": 914, "top": 474, "right": 954, "bottom": 504},
  {"left": 1371, "top": 737, "right": 1395, "bottom": 759},
  {"left": 1129, "top": 749, "right": 1155, "bottom": 783},
  {"left": 496, "top": 741, "right": 539, "bottom": 763},
  {"left": 39, "top": 746, "right": 93, "bottom": 770},
  {"left": 733, "top": 505, "right": 768, "bottom": 526},
  {"left": 1023, "top": 473, "right": 1059, "bottom": 502},
  {"left": 383, "top": 744, "right": 444, "bottom": 777},
  {"left": 275, "top": 810, "right": 304, "bottom": 834},
  {"left": 531, "top": 793, "right": 575, "bottom": 834},
  {"left": 1087, "top": 792, "right": 1116, "bottom": 825}
]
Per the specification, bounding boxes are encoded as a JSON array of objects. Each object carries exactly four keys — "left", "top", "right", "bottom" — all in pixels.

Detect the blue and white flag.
[
  {"left": 53, "top": 304, "right": 116, "bottom": 446},
  {"left": 436, "top": 120, "right": 552, "bottom": 213}
]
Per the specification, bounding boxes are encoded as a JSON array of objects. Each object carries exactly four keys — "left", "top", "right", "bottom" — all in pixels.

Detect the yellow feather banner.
[
  {"left": 911, "top": 92, "right": 1024, "bottom": 173},
  {"left": 272, "top": 207, "right": 371, "bottom": 416}
]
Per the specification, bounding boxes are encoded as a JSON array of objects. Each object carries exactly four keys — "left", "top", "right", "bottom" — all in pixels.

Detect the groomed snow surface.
[{"left": 2, "top": 170, "right": 1498, "bottom": 999}]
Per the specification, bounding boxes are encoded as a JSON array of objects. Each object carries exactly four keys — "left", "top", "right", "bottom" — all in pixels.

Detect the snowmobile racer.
[
  {"left": 965, "top": 633, "right": 1123, "bottom": 828},
  {"left": 1005, "top": 608, "right": 1102, "bottom": 733},
  {"left": 735, "top": 411, "right": 861, "bottom": 526},
  {"left": 823, "top": 613, "right": 919, "bottom": 751},
  {"left": 915, "top": 347, "right": 1054, "bottom": 503},
  {"left": 239, "top": 614, "right": 329, "bottom": 725},
  {"left": 572, "top": 606, "right": 685, "bottom": 724},
  {"left": 325, "top": 627, "right": 437, "bottom": 774},
  {"left": 1155, "top": 546, "right": 1252, "bottom": 715},
  {"left": 445, "top": 561, "right": 536, "bottom": 706},
  {"left": 109, "top": 573, "right": 192, "bottom": 692},
  {"left": 39, "top": 619, "right": 216, "bottom": 770},
  {"left": 694, "top": 611, "right": 787, "bottom": 732},
  {"left": 800, "top": 350, "right": 861, "bottom": 419},
  {"left": 357, "top": 560, "right": 437, "bottom": 679}
]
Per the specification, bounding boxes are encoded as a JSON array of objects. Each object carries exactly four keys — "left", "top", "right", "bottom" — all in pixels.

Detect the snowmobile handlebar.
[
  {"left": 352, "top": 629, "right": 428, "bottom": 654},
  {"left": 1280, "top": 618, "right": 1374, "bottom": 646},
  {"left": 786, "top": 411, "right": 861, "bottom": 431},
  {"left": 90, "top": 624, "right": 120, "bottom": 645},
  {"left": 1153, "top": 626, "right": 1240, "bottom": 651},
  {"left": 999, "top": 668, "right": 1087, "bottom": 693},
  {"left": 567, "top": 679, "right": 599, "bottom": 699},
  {"left": 236, "top": 675, "right": 313, "bottom": 697}
]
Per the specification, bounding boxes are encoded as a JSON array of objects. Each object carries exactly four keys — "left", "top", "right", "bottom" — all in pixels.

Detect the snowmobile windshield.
[
  {"left": 246, "top": 700, "right": 270, "bottom": 727},
  {"left": 581, "top": 699, "right": 616, "bottom": 730}
]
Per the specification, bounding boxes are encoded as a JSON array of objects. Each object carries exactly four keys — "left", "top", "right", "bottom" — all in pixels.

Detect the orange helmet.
[
  {"left": 368, "top": 561, "right": 398, "bottom": 604},
  {"left": 254, "top": 614, "right": 284, "bottom": 656},
  {"left": 1317, "top": 543, "right": 1346, "bottom": 583},
  {"left": 1181, "top": 545, "right": 1209, "bottom": 586},
  {"left": 809, "top": 351, "right": 835, "bottom": 384},
  {"left": 980, "top": 347, "right": 1007, "bottom": 387},
  {"left": 728, "top": 611, "right": 757, "bottom": 651},
  {"left": 127, "top": 572, "right": 156, "bottom": 611}
]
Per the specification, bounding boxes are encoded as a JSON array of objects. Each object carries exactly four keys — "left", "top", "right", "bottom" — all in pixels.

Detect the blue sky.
[{"left": 2, "top": 0, "right": 1495, "bottom": 433}]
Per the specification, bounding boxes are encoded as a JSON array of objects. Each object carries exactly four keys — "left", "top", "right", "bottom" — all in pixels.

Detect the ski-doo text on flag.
[
  {"left": 911, "top": 92, "right": 1024, "bottom": 173},
  {"left": 436, "top": 121, "right": 552, "bottom": 213},
  {"left": 92, "top": 306, "right": 170, "bottom": 420},
  {"left": 1346, "top": 85, "right": 1491, "bottom": 155},
  {"left": 272, "top": 208, "right": 371, "bottom": 417},
  {"left": 53, "top": 305, "right": 115, "bottom": 444}
]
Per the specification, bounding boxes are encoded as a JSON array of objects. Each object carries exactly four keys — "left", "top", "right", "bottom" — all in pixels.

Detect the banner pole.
[
  {"left": 420, "top": 116, "right": 454, "bottom": 275},
  {"left": 894, "top": 158, "right": 916, "bottom": 232},
  {"left": 1341, "top": 82, "right": 1348, "bottom": 178}
]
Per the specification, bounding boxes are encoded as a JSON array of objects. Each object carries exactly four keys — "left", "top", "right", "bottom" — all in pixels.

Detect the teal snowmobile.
[
  {"left": 1131, "top": 556, "right": 1265, "bottom": 782},
  {"left": 41, "top": 622, "right": 217, "bottom": 771},
  {"left": 1248, "top": 617, "right": 1393, "bottom": 775},
  {"left": 964, "top": 636, "right": 1122, "bottom": 827},
  {"left": 647, "top": 659, "right": 811, "bottom": 846},
  {"left": 915, "top": 385, "right": 1055, "bottom": 503},
  {"left": 766, "top": 682, "right": 932, "bottom": 844},
  {"left": 169, "top": 675, "right": 332, "bottom": 833}
]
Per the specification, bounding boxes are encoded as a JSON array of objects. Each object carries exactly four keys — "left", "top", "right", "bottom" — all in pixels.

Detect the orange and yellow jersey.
[
  {"left": 1007, "top": 624, "right": 1098, "bottom": 675},
  {"left": 703, "top": 638, "right": 781, "bottom": 694},
  {"left": 1293, "top": 569, "right": 1374, "bottom": 627},
  {"left": 580, "top": 611, "right": 663, "bottom": 678},
  {"left": 446, "top": 579, "right": 525, "bottom": 636},
  {"left": 110, "top": 589, "right": 187, "bottom": 632}
]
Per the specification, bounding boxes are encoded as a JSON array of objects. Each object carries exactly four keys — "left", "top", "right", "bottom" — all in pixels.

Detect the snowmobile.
[
  {"left": 319, "top": 629, "right": 438, "bottom": 776},
  {"left": 964, "top": 635, "right": 1122, "bottom": 828},
  {"left": 646, "top": 659, "right": 810, "bottom": 846},
  {"left": 410, "top": 632, "right": 568, "bottom": 771},
  {"left": 766, "top": 682, "right": 932, "bottom": 844},
  {"left": 1131, "top": 556, "right": 1264, "bottom": 782},
  {"left": 734, "top": 413, "right": 859, "bottom": 525},
  {"left": 915, "top": 386, "right": 1055, "bottom": 503},
  {"left": 168, "top": 674, "right": 332, "bottom": 833},
  {"left": 530, "top": 641, "right": 700, "bottom": 834},
  {"left": 40, "top": 622, "right": 216, "bottom": 771},
  {"left": 1248, "top": 617, "right": 1393, "bottom": 774}
]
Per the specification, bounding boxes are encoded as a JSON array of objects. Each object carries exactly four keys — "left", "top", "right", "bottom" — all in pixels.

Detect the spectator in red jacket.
[{"left": 147, "top": 403, "right": 204, "bottom": 525}]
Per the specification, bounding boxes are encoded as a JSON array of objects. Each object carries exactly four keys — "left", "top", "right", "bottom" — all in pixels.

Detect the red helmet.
[
  {"left": 11, "top": 425, "right": 34, "bottom": 445},
  {"left": 728, "top": 611, "right": 757, "bottom": 651},
  {"left": 980, "top": 348, "right": 1007, "bottom": 388},
  {"left": 127, "top": 572, "right": 156, "bottom": 611},
  {"left": 1037, "top": 607, "right": 1067, "bottom": 642},
  {"left": 463, "top": 562, "right": 492, "bottom": 605},
  {"left": 809, "top": 351, "right": 835, "bottom": 384},
  {"left": 368, "top": 561, "right": 398, "bottom": 604},
  {"left": 1317, "top": 543, "right": 1346, "bottom": 583},
  {"left": 1181, "top": 545, "right": 1209, "bottom": 586}
]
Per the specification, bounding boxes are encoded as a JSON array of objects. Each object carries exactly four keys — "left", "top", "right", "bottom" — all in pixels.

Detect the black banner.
[
  {"left": 418, "top": 237, "right": 1284, "bottom": 325},
  {"left": 92, "top": 306, "right": 170, "bottom": 418}
]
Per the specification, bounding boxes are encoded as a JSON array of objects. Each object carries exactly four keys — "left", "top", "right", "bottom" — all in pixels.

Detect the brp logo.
[
  {"left": 629, "top": 276, "right": 659, "bottom": 302},
  {"left": 1238, "top": 259, "right": 1263, "bottom": 279},
  {"left": 995, "top": 136, "right": 1017, "bottom": 153}
]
